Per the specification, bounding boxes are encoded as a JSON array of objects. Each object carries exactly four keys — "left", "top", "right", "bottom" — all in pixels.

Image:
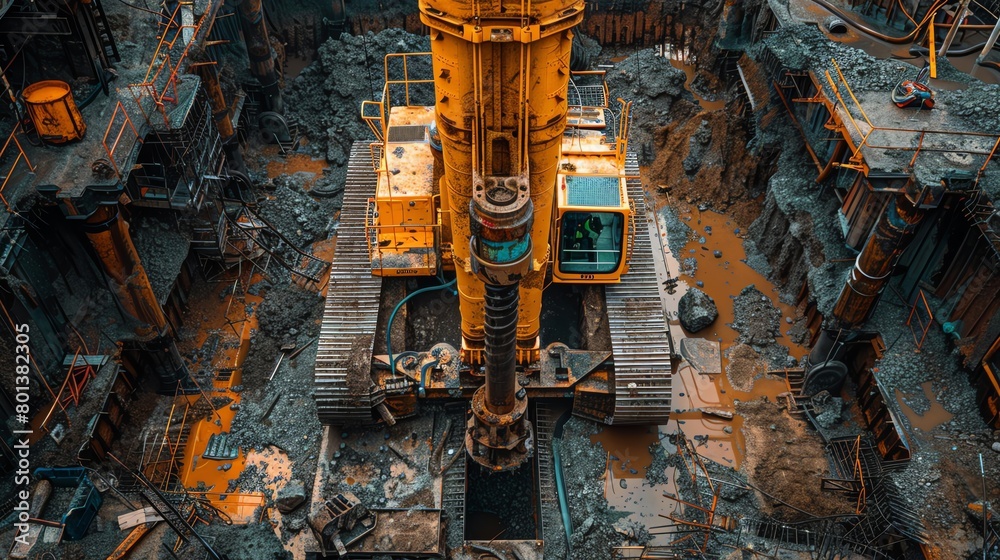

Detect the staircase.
[
  {"left": 86, "top": 0, "right": 120, "bottom": 62},
  {"left": 135, "top": 487, "right": 200, "bottom": 554},
  {"left": 209, "top": 205, "right": 330, "bottom": 284},
  {"left": 224, "top": 205, "right": 330, "bottom": 284}
]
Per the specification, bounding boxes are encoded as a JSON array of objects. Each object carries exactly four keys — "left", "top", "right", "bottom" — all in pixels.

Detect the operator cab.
[
  {"left": 552, "top": 71, "right": 632, "bottom": 283},
  {"left": 554, "top": 176, "right": 629, "bottom": 281}
]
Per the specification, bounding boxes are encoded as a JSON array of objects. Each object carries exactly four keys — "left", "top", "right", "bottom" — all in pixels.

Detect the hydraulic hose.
[
  {"left": 385, "top": 278, "right": 457, "bottom": 378},
  {"left": 813, "top": 0, "right": 948, "bottom": 44},
  {"left": 552, "top": 409, "right": 574, "bottom": 558}
]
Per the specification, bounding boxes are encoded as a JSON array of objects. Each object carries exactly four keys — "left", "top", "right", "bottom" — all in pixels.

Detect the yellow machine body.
[
  {"left": 553, "top": 73, "right": 632, "bottom": 284},
  {"left": 363, "top": 2, "right": 635, "bottom": 361},
  {"left": 23, "top": 80, "right": 87, "bottom": 144},
  {"left": 552, "top": 174, "right": 631, "bottom": 283},
  {"left": 420, "top": 0, "right": 583, "bottom": 364},
  {"left": 364, "top": 88, "right": 441, "bottom": 277}
]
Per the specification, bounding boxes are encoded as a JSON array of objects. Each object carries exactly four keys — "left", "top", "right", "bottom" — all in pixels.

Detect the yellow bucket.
[{"left": 22, "top": 80, "right": 87, "bottom": 144}]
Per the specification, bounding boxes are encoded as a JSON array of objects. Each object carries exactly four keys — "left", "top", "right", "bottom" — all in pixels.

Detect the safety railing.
[
  {"left": 851, "top": 435, "right": 867, "bottom": 515},
  {"left": 143, "top": 397, "right": 191, "bottom": 491},
  {"left": 101, "top": 101, "right": 143, "bottom": 179},
  {"left": 568, "top": 70, "right": 609, "bottom": 108},
  {"left": 36, "top": 350, "right": 104, "bottom": 438},
  {"left": 127, "top": 1, "right": 211, "bottom": 129},
  {"left": 368, "top": 141, "right": 384, "bottom": 173},
  {"left": 365, "top": 197, "right": 439, "bottom": 274},
  {"left": 0, "top": 128, "right": 34, "bottom": 211},
  {"left": 361, "top": 52, "right": 434, "bottom": 143},
  {"left": 184, "top": 491, "right": 267, "bottom": 524},
  {"left": 822, "top": 57, "right": 1000, "bottom": 175},
  {"left": 615, "top": 98, "right": 633, "bottom": 172}
]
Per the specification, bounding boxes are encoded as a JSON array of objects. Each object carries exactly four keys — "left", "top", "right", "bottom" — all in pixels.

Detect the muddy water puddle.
[
  {"left": 591, "top": 425, "right": 659, "bottom": 478},
  {"left": 659, "top": 209, "right": 804, "bottom": 347},
  {"left": 591, "top": 425, "right": 682, "bottom": 545},
  {"left": 645, "top": 208, "right": 808, "bottom": 469},
  {"left": 895, "top": 381, "right": 953, "bottom": 432},
  {"left": 267, "top": 152, "right": 329, "bottom": 189},
  {"left": 668, "top": 59, "right": 725, "bottom": 111}
]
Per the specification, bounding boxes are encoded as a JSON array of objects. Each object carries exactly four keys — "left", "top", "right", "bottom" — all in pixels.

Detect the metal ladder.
[
  {"left": 441, "top": 413, "right": 467, "bottom": 547},
  {"left": 86, "top": 0, "right": 120, "bottom": 62},
  {"left": 534, "top": 403, "right": 561, "bottom": 544}
]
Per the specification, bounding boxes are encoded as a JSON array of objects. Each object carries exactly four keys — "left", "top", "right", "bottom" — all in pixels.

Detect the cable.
[
  {"left": 116, "top": 0, "right": 161, "bottom": 18},
  {"left": 552, "top": 408, "right": 574, "bottom": 559},
  {"left": 909, "top": 41, "right": 993, "bottom": 56},
  {"left": 813, "top": 0, "right": 949, "bottom": 44}
]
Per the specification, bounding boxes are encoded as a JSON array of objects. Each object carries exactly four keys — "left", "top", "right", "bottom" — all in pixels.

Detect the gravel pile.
[
  {"left": 257, "top": 179, "right": 336, "bottom": 249},
  {"left": 555, "top": 418, "right": 635, "bottom": 560},
  {"left": 605, "top": 47, "right": 689, "bottom": 162},
  {"left": 285, "top": 30, "right": 432, "bottom": 186}
]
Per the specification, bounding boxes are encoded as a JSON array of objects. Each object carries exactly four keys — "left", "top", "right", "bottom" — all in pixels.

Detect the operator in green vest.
[{"left": 572, "top": 214, "right": 604, "bottom": 262}]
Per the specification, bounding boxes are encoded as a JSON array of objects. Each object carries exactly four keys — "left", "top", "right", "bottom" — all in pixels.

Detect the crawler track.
[
  {"left": 314, "top": 142, "right": 382, "bottom": 423},
  {"left": 605, "top": 153, "right": 672, "bottom": 423}
]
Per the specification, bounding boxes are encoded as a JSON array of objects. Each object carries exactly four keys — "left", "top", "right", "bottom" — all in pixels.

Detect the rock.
[
  {"left": 992, "top": 442, "right": 1000, "bottom": 453},
  {"left": 287, "top": 516, "right": 307, "bottom": 532},
  {"left": 579, "top": 516, "right": 595, "bottom": 535},
  {"left": 276, "top": 480, "right": 307, "bottom": 513},
  {"left": 678, "top": 288, "right": 719, "bottom": 333},
  {"left": 810, "top": 390, "right": 844, "bottom": 428}
]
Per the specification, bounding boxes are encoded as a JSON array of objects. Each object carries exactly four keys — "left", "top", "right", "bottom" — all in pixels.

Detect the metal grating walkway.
[
  {"left": 605, "top": 153, "right": 672, "bottom": 423},
  {"left": 314, "top": 142, "right": 382, "bottom": 424}
]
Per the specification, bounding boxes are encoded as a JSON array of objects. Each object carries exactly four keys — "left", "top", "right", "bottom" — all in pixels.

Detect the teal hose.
[
  {"left": 552, "top": 413, "right": 574, "bottom": 558},
  {"left": 386, "top": 278, "right": 457, "bottom": 379}
]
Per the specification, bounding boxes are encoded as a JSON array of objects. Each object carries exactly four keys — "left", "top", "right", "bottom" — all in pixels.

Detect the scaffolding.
[{"left": 905, "top": 289, "right": 934, "bottom": 352}]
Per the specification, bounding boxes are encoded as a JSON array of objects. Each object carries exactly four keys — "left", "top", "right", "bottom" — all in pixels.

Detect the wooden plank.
[
  {"left": 106, "top": 522, "right": 157, "bottom": 560},
  {"left": 118, "top": 507, "right": 164, "bottom": 530}
]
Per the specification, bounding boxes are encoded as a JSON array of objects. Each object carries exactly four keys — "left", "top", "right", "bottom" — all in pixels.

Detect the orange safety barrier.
[
  {"left": 906, "top": 289, "right": 934, "bottom": 353},
  {"left": 0, "top": 128, "right": 34, "bottom": 211},
  {"left": 101, "top": 101, "right": 142, "bottom": 178},
  {"left": 819, "top": 58, "right": 1000, "bottom": 178},
  {"left": 126, "top": 2, "right": 213, "bottom": 128}
]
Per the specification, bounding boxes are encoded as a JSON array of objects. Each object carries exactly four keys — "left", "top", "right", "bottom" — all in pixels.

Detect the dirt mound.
[
  {"left": 285, "top": 29, "right": 431, "bottom": 186},
  {"left": 738, "top": 397, "right": 854, "bottom": 521},
  {"left": 648, "top": 109, "right": 762, "bottom": 227}
]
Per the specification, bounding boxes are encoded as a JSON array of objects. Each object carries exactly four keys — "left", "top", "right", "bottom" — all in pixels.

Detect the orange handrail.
[
  {"left": 0, "top": 128, "right": 35, "bottom": 211},
  {"left": 102, "top": 102, "right": 142, "bottom": 178}
]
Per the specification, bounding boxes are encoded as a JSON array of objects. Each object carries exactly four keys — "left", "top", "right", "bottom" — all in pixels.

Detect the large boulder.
[
  {"left": 276, "top": 479, "right": 307, "bottom": 513},
  {"left": 678, "top": 288, "right": 718, "bottom": 333}
]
